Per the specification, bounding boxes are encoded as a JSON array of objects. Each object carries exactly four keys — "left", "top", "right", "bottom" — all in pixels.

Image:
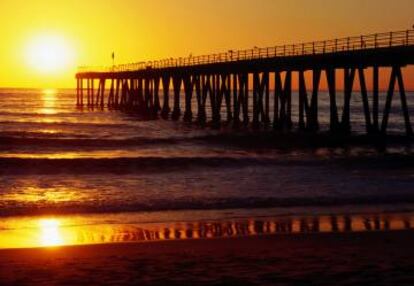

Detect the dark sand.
[{"left": 1, "top": 230, "right": 414, "bottom": 286}]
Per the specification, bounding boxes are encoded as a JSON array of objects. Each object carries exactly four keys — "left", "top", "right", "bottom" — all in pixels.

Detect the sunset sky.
[{"left": 0, "top": 0, "right": 414, "bottom": 88}]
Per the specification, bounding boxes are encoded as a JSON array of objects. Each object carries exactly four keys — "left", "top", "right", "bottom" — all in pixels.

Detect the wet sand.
[{"left": 1, "top": 230, "right": 414, "bottom": 285}]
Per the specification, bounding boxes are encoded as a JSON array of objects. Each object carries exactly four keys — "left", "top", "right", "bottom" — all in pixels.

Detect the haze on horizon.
[{"left": 0, "top": 0, "right": 413, "bottom": 88}]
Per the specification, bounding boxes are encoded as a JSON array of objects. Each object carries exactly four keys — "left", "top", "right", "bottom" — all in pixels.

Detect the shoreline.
[
  {"left": 1, "top": 131, "right": 413, "bottom": 148},
  {"left": 1, "top": 230, "right": 414, "bottom": 285},
  {"left": 1, "top": 210, "right": 413, "bottom": 249}
]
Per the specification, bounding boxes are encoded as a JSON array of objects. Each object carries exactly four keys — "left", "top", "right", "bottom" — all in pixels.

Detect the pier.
[{"left": 76, "top": 30, "right": 414, "bottom": 136}]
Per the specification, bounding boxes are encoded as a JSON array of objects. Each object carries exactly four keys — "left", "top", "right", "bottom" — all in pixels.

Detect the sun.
[
  {"left": 39, "top": 218, "right": 63, "bottom": 247},
  {"left": 26, "top": 34, "right": 73, "bottom": 74}
]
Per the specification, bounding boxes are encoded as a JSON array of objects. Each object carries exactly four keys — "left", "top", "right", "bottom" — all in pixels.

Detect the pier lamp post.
[{"left": 111, "top": 52, "right": 115, "bottom": 72}]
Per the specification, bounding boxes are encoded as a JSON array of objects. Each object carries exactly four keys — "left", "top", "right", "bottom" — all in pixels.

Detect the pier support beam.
[
  {"left": 273, "top": 72, "right": 280, "bottom": 130},
  {"left": 232, "top": 73, "right": 249, "bottom": 128},
  {"left": 183, "top": 75, "right": 194, "bottom": 122},
  {"left": 252, "top": 72, "right": 270, "bottom": 128},
  {"left": 211, "top": 74, "right": 221, "bottom": 128},
  {"left": 86, "top": 79, "right": 91, "bottom": 107},
  {"left": 198, "top": 74, "right": 211, "bottom": 125},
  {"left": 395, "top": 67, "right": 413, "bottom": 136},
  {"left": 381, "top": 67, "right": 397, "bottom": 135},
  {"left": 286, "top": 72, "right": 292, "bottom": 130},
  {"left": 326, "top": 69, "right": 340, "bottom": 132},
  {"left": 171, "top": 76, "right": 182, "bottom": 120},
  {"left": 137, "top": 78, "right": 144, "bottom": 111},
  {"left": 232, "top": 73, "right": 240, "bottom": 127},
  {"left": 108, "top": 79, "right": 115, "bottom": 108},
  {"left": 76, "top": 78, "right": 80, "bottom": 106},
  {"left": 308, "top": 69, "right": 321, "bottom": 132},
  {"left": 382, "top": 66, "right": 413, "bottom": 136},
  {"left": 153, "top": 76, "right": 161, "bottom": 115},
  {"left": 358, "top": 68, "right": 373, "bottom": 134},
  {"left": 372, "top": 66, "right": 380, "bottom": 133},
  {"left": 80, "top": 79, "right": 84, "bottom": 107},
  {"left": 298, "top": 71, "right": 309, "bottom": 131},
  {"left": 90, "top": 79, "right": 95, "bottom": 108},
  {"left": 274, "top": 71, "right": 292, "bottom": 131},
  {"left": 118, "top": 79, "right": 123, "bottom": 108},
  {"left": 341, "top": 68, "right": 356, "bottom": 133},
  {"left": 161, "top": 76, "right": 171, "bottom": 119},
  {"left": 115, "top": 79, "right": 120, "bottom": 108},
  {"left": 144, "top": 77, "right": 153, "bottom": 116},
  {"left": 100, "top": 79, "right": 105, "bottom": 108},
  {"left": 95, "top": 79, "right": 101, "bottom": 108},
  {"left": 223, "top": 73, "right": 232, "bottom": 123}
]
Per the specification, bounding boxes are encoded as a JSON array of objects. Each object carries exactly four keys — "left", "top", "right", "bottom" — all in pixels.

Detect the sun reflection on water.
[
  {"left": 2, "top": 185, "right": 90, "bottom": 203},
  {"left": 40, "top": 89, "right": 57, "bottom": 115}
]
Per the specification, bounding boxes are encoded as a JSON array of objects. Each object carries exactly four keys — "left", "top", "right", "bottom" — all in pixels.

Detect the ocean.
[{"left": 0, "top": 88, "right": 413, "bottom": 248}]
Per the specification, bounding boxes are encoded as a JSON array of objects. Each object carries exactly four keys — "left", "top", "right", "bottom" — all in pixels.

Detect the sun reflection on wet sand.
[
  {"left": 0, "top": 212, "right": 413, "bottom": 249},
  {"left": 39, "top": 219, "right": 63, "bottom": 247}
]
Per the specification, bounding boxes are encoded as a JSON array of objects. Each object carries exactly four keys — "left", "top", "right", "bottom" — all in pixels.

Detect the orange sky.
[{"left": 0, "top": 0, "right": 414, "bottom": 89}]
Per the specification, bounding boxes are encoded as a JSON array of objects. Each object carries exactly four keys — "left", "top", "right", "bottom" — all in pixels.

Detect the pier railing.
[{"left": 78, "top": 29, "right": 414, "bottom": 73}]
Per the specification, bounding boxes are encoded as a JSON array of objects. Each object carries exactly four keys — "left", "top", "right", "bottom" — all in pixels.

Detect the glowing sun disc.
[
  {"left": 26, "top": 34, "right": 73, "bottom": 74},
  {"left": 39, "top": 218, "right": 63, "bottom": 247}
]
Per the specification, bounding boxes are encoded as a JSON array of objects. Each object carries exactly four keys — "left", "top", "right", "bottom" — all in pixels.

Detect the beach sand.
[{"left": 1, "top": 230, "right": 414, "bottom": 285}]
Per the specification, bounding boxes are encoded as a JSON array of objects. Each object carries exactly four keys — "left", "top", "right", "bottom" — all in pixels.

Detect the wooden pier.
[{"left": 76, "top": 30, "right": 414, "bottom": 136}]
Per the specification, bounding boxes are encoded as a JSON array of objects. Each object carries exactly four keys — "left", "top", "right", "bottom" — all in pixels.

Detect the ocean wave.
[
  {"left": 0, "top": 121, "right": 130, "bottom": 128},
  {"left": 0, "top": 110, "right": 73, "bottom": 116},
  {"left": 0, "top": 154, "right": 412, "bottom": 175},
  {"left": 0, "top": 131, "right": 91, "bottom": 139},
  {"left": 0, "top": 157, "right": 294, "bottom": 174},
  {"left": 1, "top": 131, "right": 413, "bottom": 148},
  {"left": 0, "top": 136, "right": 180, "bottom": 147},
  {"left": 1, "top": 194, "right": 414, "bottom": 217}
]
